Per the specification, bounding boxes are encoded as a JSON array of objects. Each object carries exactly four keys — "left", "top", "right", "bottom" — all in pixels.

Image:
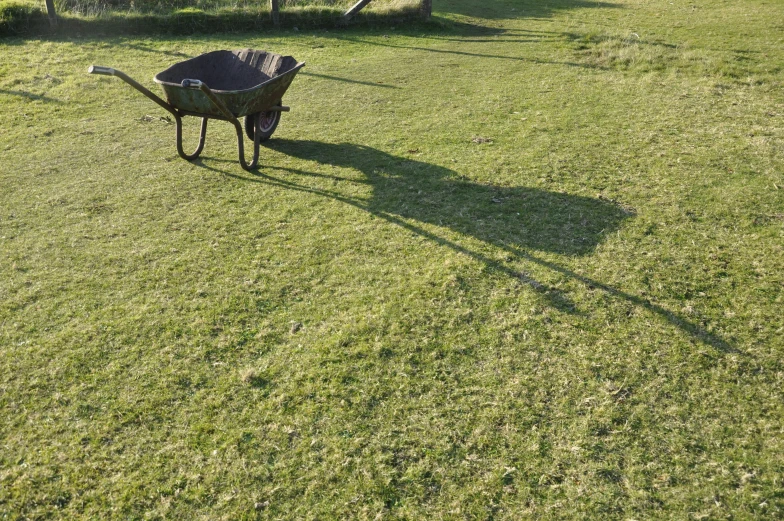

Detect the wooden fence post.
[
  {"left": 343, "top": 0, "right": 372, "bottom": 20},
  {"left": 44, "top": 0, "right": 57, "bottom": 26},
  {"left": 270, "top": 0, "right": 280, "bottom": 26},
  {"left": 420, "top": 0, "right": 431, "bottom": 18}
]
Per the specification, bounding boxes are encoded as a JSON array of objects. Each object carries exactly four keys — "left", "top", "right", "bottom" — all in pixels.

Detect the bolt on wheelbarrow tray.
[{"left": 89, "top": 49, "right": 305, "bottom": 170}]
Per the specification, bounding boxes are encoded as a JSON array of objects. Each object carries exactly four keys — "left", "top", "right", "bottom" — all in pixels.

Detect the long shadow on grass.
[
  {"left": 335, "top": 34, "right": 598, "bottom": 68},
  {"left": 265, "top": 141, "right": 630, "bottom": 258},
  {"left": 301, "top": 72, "right": 400, "bottom": 89},
  {"left": 332, "top": 28, "right": 678, "bottom": 72},
  {"left": 118, "top": 42, "right": 192, "bottom": 58},
  {"left": 209, "top": 140, "right": 732, "bottom": 351},
  {"left": 438, "top": 0, "right": 620, "bottom": 20},
  {"left": 0, "top": 89, "right": 62, "bottom": 103}
]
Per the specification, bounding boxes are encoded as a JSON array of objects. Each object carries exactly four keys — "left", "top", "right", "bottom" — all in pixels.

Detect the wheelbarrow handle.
[
  {"left": 88, "top": 65, "right": 177, "bottom": 117},
  {"left": 88, "top": 65, "right": 115, "bottom": 76}
]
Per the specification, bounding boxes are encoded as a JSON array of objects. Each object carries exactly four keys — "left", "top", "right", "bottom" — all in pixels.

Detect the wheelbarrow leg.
[
  {"left": 181, "top": 79, "right": 261, "bottom": 170},
  {"left": 175, "top": 116, "right": 208, "bottom": 161},
  {"left": 233, "top": 115, "right": 261, "bottom": 171}
]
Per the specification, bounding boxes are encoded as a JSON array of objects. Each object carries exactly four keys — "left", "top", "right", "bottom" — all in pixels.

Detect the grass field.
[{"left": 1, "top": 0, "right": 783, "bottom": 518}]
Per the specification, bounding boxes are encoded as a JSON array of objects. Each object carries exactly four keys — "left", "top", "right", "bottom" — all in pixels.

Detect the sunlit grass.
[{"left": 1, "top": 0, "right": 783, "bottom": 518}]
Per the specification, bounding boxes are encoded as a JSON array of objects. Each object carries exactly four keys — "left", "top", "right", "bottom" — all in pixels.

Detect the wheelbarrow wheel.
[{"left": 245, "top": 103, "right": 281, "bottom": 143}]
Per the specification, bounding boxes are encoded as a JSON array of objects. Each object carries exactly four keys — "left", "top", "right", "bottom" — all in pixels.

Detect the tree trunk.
[
  {"left": 270, "top": 0, "right": 279, "bottom": 26},
  {"left": 44, "top": 0, "right": 57, "bottom": 26},
  {"left": 343, "top": 0, "right": 372, "bottom": 19},
  {"left": 420, "top": 0, "right": 431, "bottom": 18}
]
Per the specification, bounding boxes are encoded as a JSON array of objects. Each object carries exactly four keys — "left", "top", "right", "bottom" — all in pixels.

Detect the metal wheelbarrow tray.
[{"left": 89, "top": 49, "right": 305, "bottom": 170}]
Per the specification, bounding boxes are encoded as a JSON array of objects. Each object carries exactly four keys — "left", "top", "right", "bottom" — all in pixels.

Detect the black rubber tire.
[{"left": 244, "top": 102, "right": 282, "bottom": 143}]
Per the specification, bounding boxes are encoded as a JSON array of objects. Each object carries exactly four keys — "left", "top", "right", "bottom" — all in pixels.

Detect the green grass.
[
  {"left": 1, "top": 0, "right": 783, "bottom": 518},
  {"left": 1, "top": 0, "right": 421, "bottom": 36},
  {"left": 54, "top": 0, "right": 417, "bottom": 15},
  {"left": 0, "top": 0, "right": 47, "bottom": 34}
]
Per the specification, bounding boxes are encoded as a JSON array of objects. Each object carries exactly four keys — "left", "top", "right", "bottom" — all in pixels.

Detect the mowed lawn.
[{"left": 1, "top": 0, "right": 783, "bottom": 518}]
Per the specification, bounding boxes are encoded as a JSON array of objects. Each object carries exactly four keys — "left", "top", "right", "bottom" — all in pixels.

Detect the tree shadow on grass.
[
  {"left": 0, "top": 89, "right": 62, "bottom": 103},
  {"left": 6, "top": 0, "right": 622, "bottom": 42},
  {"left": 437, "top": 0, "right": 621, "bottom": 21},
  {"left": 117, "top": 42, "right": 192, "bottom": 58},
  {"left": 300, "top": 71, "right": 401, "bottom": 89},
  {"left": 333, "top": 33, "right": 601, "bottom": 68},
  {"left": 196, "top": 139, "right": 734, "bottom": 352},
  {"left": 332, "top": 26, "right": 681, "bottom": 71}
]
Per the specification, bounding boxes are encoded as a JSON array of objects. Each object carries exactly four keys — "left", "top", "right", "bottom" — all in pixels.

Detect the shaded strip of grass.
[{"left": 0, "top": 2, "right": 423, "bottom": 36}]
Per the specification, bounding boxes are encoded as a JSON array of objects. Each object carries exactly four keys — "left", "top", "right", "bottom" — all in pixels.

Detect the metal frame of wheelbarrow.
[{"left": 88, "top": 65, "right": 298, "bottom": 171}]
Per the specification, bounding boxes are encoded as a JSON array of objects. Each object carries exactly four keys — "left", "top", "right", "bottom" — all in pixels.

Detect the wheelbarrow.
[{"left": 88, "top": 49, "right": 305, "bottom": 170}]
